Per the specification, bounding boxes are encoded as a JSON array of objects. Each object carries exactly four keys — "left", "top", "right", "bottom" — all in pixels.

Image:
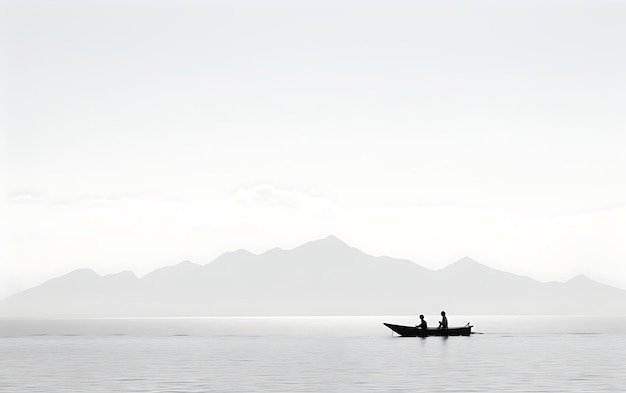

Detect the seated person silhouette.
[
  {"left": 416, "top": 314, "right": 428, "bottom": 329},
  {"left": 438, "top": 311, "right": 448, "bottom": 329}
]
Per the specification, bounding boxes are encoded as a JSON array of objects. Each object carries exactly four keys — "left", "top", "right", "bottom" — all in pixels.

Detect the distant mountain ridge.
[{"left": 2, "top": 235, "right": 625, "bottom": 317}]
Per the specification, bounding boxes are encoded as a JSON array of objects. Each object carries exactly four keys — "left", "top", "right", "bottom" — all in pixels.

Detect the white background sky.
[{"left": 2, "top": 0, "right": 625, "bottom": 299}]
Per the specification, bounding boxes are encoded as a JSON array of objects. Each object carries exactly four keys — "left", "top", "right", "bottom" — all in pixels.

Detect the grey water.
[{"left": 1, "top": 316, "right": 625, "bottom": 392}]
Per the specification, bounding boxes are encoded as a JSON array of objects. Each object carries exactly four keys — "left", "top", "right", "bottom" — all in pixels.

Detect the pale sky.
[{"left": 2, "top": 0, "right": 625, "bottom": 300}]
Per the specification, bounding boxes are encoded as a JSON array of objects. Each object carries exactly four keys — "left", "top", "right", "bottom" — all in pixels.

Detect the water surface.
[{"left": 1, "top": 316, "right": 624, "bottom": 392}]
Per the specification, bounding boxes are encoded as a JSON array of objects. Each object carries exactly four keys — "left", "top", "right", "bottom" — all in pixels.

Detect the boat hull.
[{"left": 384, "top": 323, "right": 472, "bottom": 337}]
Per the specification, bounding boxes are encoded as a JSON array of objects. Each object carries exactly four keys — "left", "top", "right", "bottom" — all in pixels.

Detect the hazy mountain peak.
[
  {"left": 172, "top": 260, "right": 204, "bottom": 269},
  {"left": 441, "top": 256, "right": 486, "bottom": 271},
  {"left": 566, "top": 274, "right": 597, "bottom": 286},
  {"left": 563, "top": 274, "right": 625, "bottom": 296},
  {"left": 220, "top": 249, "right": 255, "bottom": 258},
  {"left": 324, "top": 234, "right": 347, "bottom": 244},
  {"left": 64, "top": 268, "right": 100, "bottom": 278},
  {"left": 297, "top": 235, "right": 350, "bottom": 250},
  {"left": 457, "top": 256, "right": 481, "bottom": 264}
]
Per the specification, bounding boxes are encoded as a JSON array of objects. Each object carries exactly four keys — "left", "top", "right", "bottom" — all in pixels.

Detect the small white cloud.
[
  {"left": 8, "top": 193, "right": 45, "bottom": 204},
  {"left": 232, "top": 184, "right": 331, "bottom": 210}
]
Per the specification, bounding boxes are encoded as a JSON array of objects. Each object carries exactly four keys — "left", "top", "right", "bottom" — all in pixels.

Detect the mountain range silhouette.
[{"left": 2, "top": 235, "right": 625, "bottom": 317}]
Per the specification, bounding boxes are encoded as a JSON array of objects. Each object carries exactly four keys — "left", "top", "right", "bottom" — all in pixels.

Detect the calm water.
[{"left": 1, "top": 316, "right": 625, "bottom": 392}]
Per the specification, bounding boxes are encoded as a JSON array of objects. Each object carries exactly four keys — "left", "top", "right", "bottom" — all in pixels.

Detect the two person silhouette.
[{"left": 417, "top": 311, "right": 448, "bottom": 329}]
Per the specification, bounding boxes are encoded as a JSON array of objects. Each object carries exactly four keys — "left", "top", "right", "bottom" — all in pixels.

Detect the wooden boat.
[{"left": 384, "top": 323, "right": 473, "bottom": 337}]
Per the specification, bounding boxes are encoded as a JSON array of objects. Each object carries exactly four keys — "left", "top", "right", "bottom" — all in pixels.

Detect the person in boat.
[
  {"left": 438, "top": 311, "right": 448, "bottom": 329},
  {"left": 416, "top": 314, "right": 428, "bottom": 329}
]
